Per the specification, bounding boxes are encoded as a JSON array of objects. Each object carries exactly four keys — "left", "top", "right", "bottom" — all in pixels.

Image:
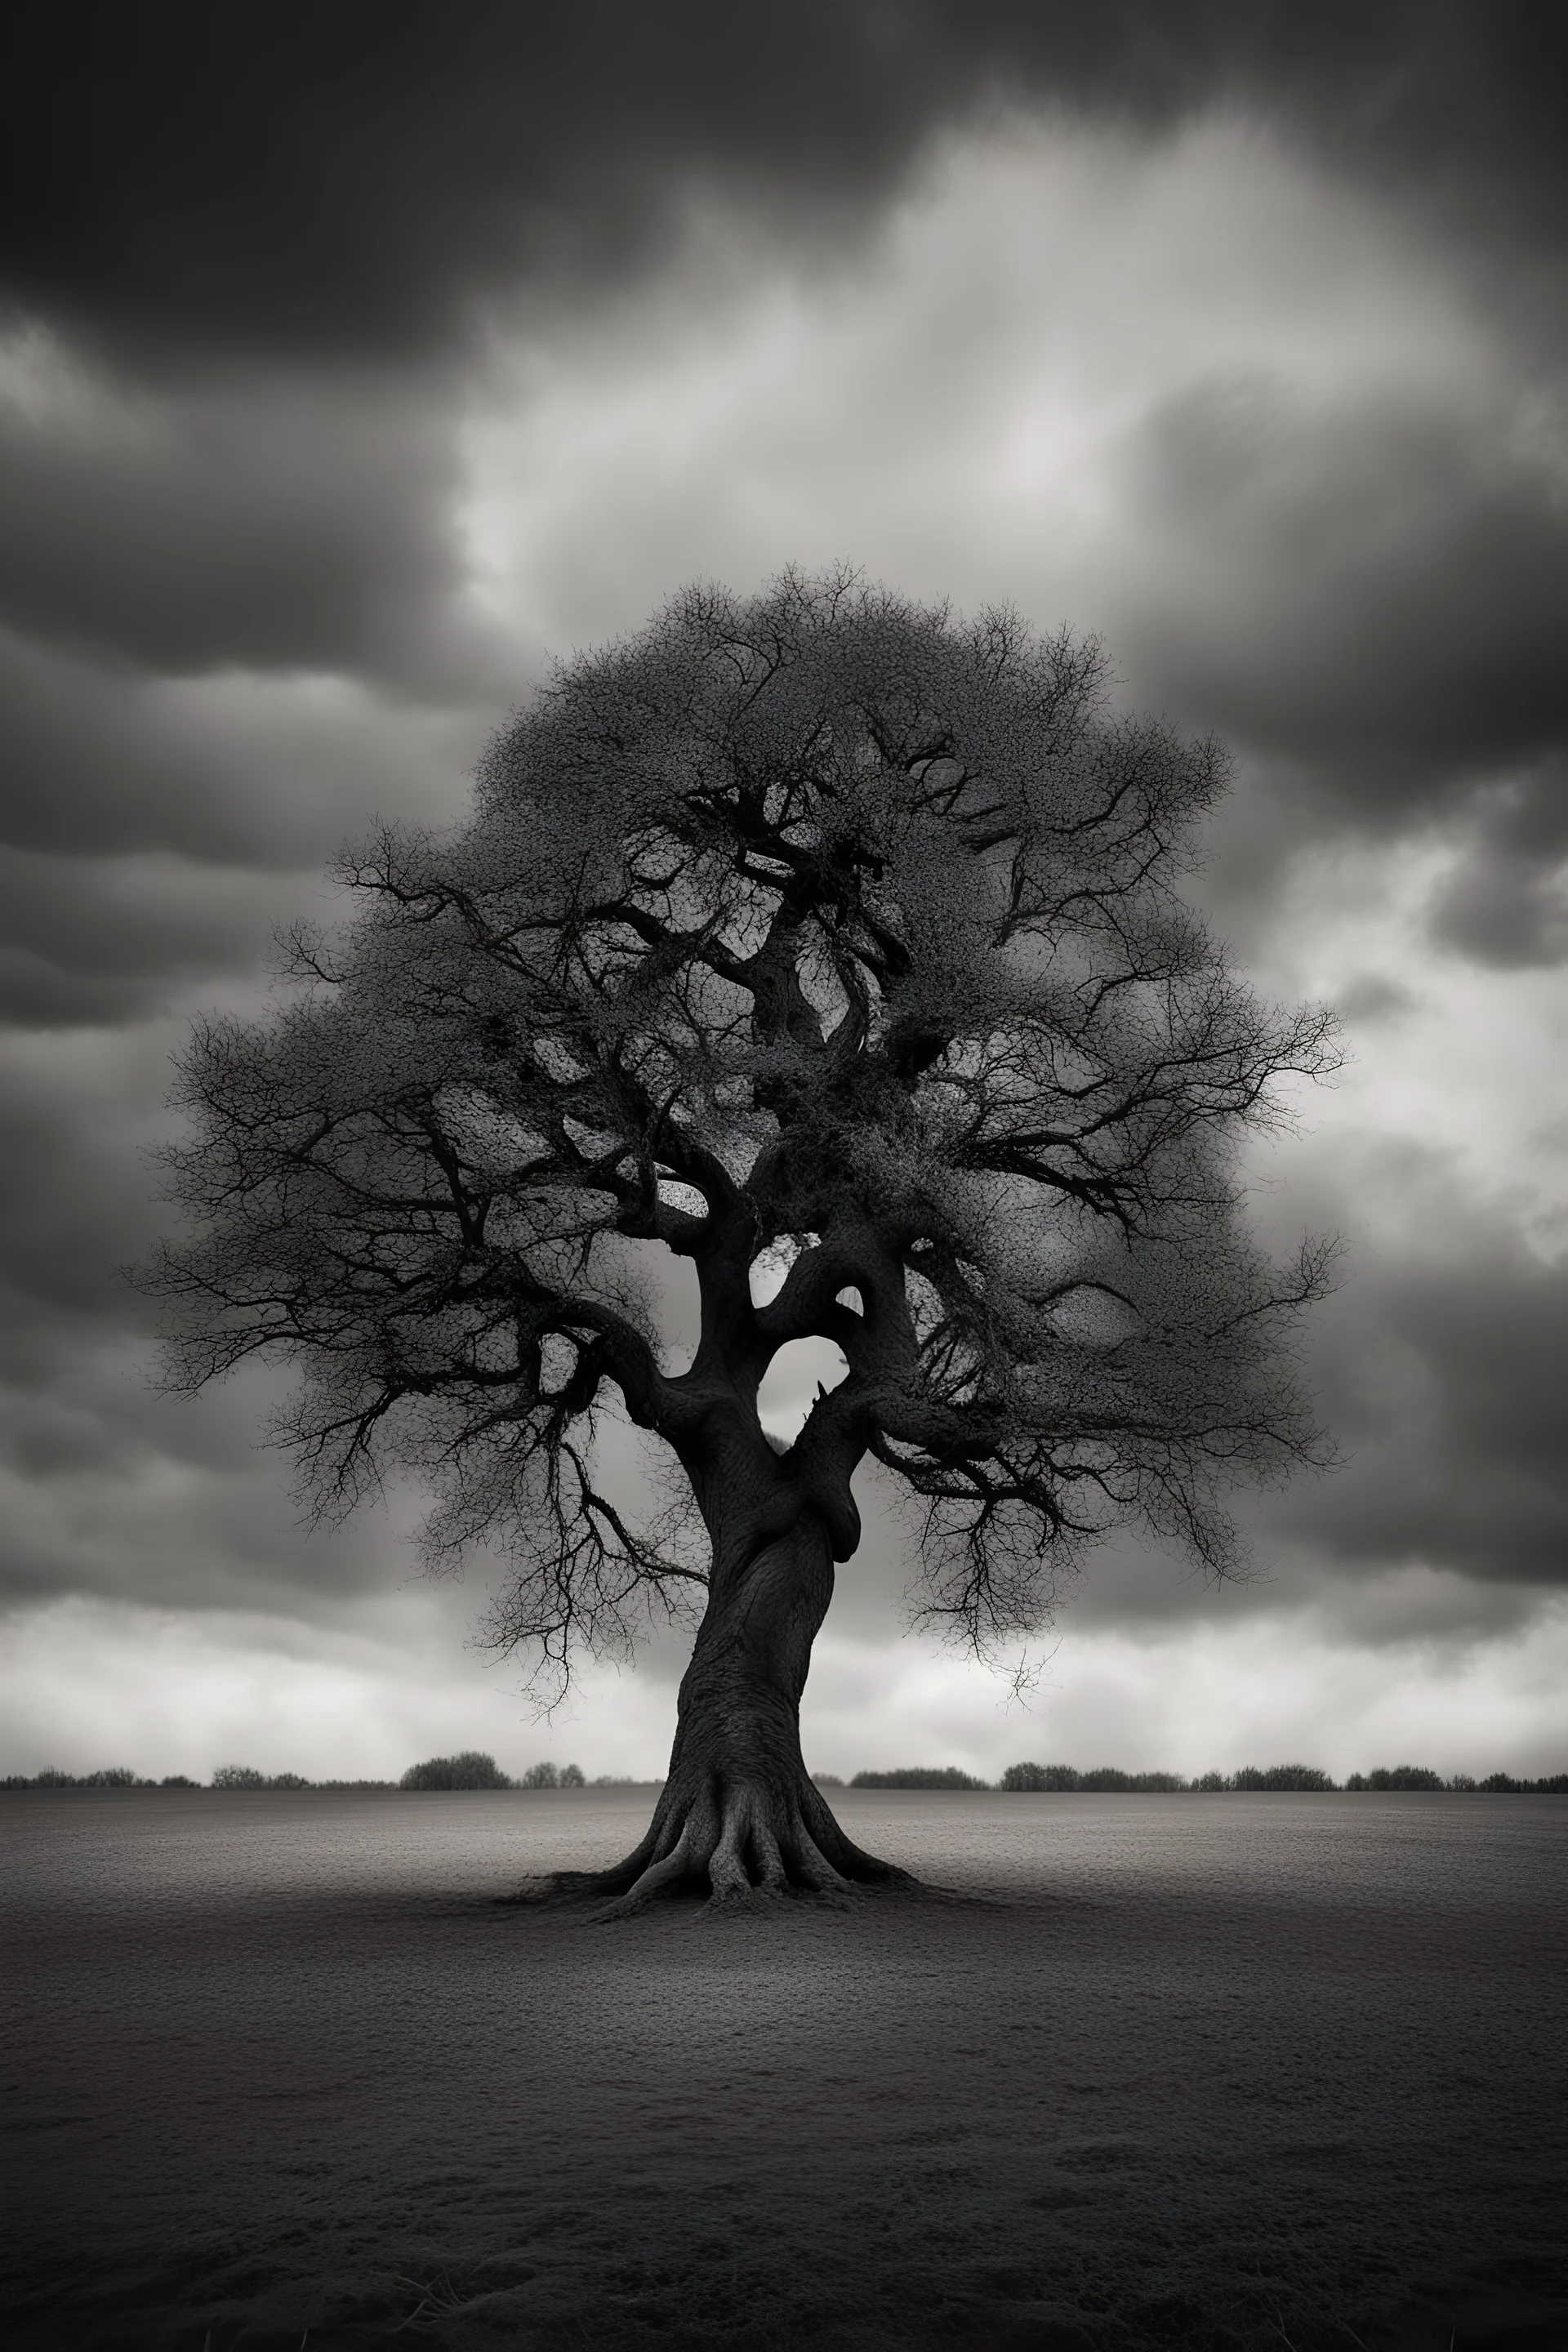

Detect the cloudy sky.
[{"left": 2, "top": 2, "right": 1565, "bottom": 1783}]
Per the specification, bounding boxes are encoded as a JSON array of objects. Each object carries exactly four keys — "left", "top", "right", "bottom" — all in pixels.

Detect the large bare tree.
[{"left": 149, "top": 572, "right": 1338, "bottom": 1908}]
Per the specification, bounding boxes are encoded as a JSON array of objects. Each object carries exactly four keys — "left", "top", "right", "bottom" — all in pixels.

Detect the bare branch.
[{"left": 145, "top": 570, "right": 1339, "bottom": 1694}]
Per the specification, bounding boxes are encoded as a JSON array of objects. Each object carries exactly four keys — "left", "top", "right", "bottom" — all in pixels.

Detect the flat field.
[{"left": 2, "top": 1788, "right": 1565, "bottom": 2351}]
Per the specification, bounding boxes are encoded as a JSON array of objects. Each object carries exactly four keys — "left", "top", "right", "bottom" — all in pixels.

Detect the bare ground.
[{"left": 2, "top": 1787, "right": 1565, "bottom": 2351}]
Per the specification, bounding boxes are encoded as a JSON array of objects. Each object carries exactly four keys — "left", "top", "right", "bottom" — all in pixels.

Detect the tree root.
[{"left": 515, "top": 1771, "right": 914, "bottom": 1918}]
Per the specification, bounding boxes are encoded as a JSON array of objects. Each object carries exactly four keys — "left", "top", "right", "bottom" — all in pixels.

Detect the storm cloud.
[
  {"left": 1, "top": 5, "right": 1564, "bottom": 1776},
  {"left": 6, "top": 3, "right": 1566, "bottom": 362}
]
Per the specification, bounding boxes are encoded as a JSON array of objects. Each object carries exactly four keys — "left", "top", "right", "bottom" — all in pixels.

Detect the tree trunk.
[{"left": 558, "top": 1506, "right": 908, "bottom": 1911}]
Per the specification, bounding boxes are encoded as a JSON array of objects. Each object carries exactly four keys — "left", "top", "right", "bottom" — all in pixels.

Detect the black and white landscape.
[{"left": 2, "top": 8, "right": 1567, "bottom": 2348}]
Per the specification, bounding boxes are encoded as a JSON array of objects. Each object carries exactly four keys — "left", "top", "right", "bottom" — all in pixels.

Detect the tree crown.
[{"left": 149, "top": 570, "right": 1339, "bottom": 1698}]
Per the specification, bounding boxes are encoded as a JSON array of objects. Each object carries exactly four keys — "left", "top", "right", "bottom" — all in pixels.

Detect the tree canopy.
[
  {"left": 148, "top": 571, "right": 1339, "bottom": 1902},
  {"left": 153, "top": 569, "right": 1336, "bottom": 1680}
]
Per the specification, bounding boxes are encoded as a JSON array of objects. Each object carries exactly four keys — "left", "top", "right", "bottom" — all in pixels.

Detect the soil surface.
[{"left": 3, "top": 1787, "right": 1566, "bottom": 2351}]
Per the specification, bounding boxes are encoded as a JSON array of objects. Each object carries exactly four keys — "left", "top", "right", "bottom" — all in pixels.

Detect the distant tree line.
[
  {"left": 400, "top": 1752, "right": 582, "bottom": 1789},
  {"left": 991, "top": 1762, "right": 1568, "bottom": 1793},
  {"left": 835, "top": 1762, "right": 1568, "bottom": 1793},
  {"left": 850, "top": 1766, "right": 991, "bottom": 1790},
  {"left": 396, "top": 1754, "right": 666, "bottom": 1788},
  {"left": 0, "top": 1753, "right": 598, "bottom": 1791},
  {"left": 7, "top": 1757, "right": 1567, "bottom": 1794},
  {"left": 0, "top": 1766, "right": 390, "bottom": 1790}
]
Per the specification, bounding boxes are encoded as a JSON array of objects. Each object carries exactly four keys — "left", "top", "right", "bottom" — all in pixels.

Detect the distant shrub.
[
  {"left": 82, "top": 1766, "right": 140, "bottom": 1787},
  {"left": 559, "top": 1763, "right": 586, "bottom": 1788},
  {"left": 1192, "top": 1771, "right": 1228, "bottom": 1791},
  {"left": 1001, "top": 1764, "right": 1188, "bottom": 1792},
  {"left": 811, "top": 1771, "right": 844, "bottom": 1787},
  {"left": 1232, "top": 1764, "right": 1338, "bottom": 1792},
  {"left": 161, "top": 1775, "right": 200, "bottom": 1788},
  {"left": 1095, "top": 1768, "right": 1182, "bottom": 1791},
  {"left": 1367, "top": 1766, "right": 1445, "bottom": 1791},
  {"left": 521, "top": 1762, "right": 559, "bottom": 1788},
  {"left": 209, "top": 1768, "right": 323, "bottom": 1789},
  {"left": 851, "top": 1767, "right": 989, "bottom": 1789},
  {"left": 400, "top": 1751, "right": 512, "bottom": 1790},
  {"left": 1449, "top": 1773, "right": 1477, "bottom": 1791},
  {"left": 1000, "top": 1762, "right": 1079, "bottom": 1791}
]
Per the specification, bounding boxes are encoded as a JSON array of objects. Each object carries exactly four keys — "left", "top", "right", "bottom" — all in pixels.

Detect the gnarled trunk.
[{"left": 559, "top": 1506, "right": 906, "bottom": 1911}]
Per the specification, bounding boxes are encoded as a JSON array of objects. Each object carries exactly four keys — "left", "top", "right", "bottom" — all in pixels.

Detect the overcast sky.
[{"left": 2, "top": 2, "right": 1565, "bottom": 1782}]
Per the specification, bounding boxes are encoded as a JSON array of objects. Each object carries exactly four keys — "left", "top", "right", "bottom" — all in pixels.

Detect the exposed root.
[
  {"left": 596, "top": 1842, "right": 695, "bottom": 1919},
  {"left": 518, "top": 1769, "right": 915, "bottom": 1918}
]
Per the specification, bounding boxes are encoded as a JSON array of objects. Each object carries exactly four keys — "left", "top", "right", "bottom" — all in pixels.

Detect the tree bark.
[{"left": 555, "top": 1504, "right": 908, "bottom": 1911}]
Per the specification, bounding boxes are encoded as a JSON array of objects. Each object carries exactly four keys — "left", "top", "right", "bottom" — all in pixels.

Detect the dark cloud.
[
  {"left": 1428, "top": 768, "right": 1568, "bottom": 969},
  {"left": 1124, "top": 381, "right": 1568, "bottom": 802},
  {"left": 1282, "top": 1221, "right": 1568, "bottom": 1588},
  {"left": 0, "top": 629, "right": 497, "bottom": 866},
  {"left": 0, "top": 1351, "right": 419, "bottom": 1615},
  {"left": 1111, "top": 372, "right": 1568, "bottom": 970},
  {"left": 1, "top": 8, "right": 1561, "bottom": 944},
  {"left": 0, "top": 850, "right": 300, "bottom": 1028},
  {"left": 0, "top": 1046, "right": 421, "bottom": 1617},
  {"left": 3, "top": 4, "right": 1564, "bottom": 366},
  {"left": 0, "top": 352, "right": 505, "bottom": 904},
  {"left": 0, "top": 1037, "right": 172, "bottom": 1327},
  {"left": 0, "top": 362, "right": 490, "bottom": 683}
]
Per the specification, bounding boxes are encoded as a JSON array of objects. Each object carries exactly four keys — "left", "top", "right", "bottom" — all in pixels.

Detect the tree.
[
  {"left": 148, "top": 570, "right": 1338, "bottom": 1909},
  {"left": 400, "top": 1751, "right": 512, "bottom": 1789}
]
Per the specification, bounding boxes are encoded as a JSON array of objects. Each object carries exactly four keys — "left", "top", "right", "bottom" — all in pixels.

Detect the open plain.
[{"left": 3, "top": 1787, "right": 1565, "bottom": 2352}]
